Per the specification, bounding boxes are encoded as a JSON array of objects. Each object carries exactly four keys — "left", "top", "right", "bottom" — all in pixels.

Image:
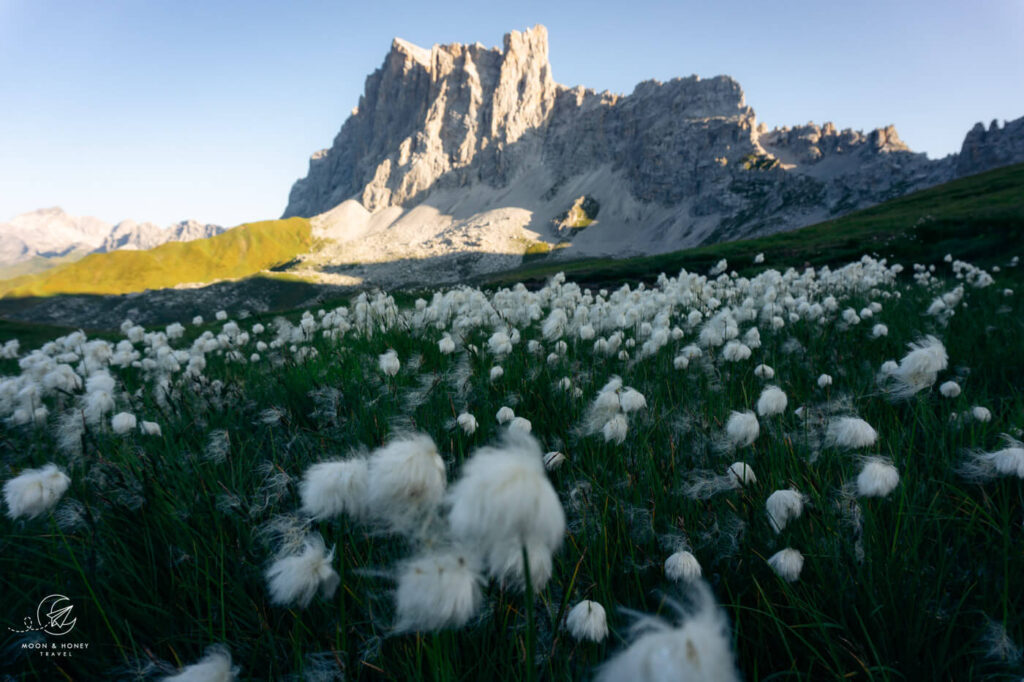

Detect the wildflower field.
[{"left": 2, "top": 246, "right": 1023, "bottom": 680}]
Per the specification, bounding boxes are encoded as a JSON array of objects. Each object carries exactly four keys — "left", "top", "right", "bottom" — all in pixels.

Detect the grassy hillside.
[
  {"left": 488, "top": 162, "right": 1024, "bottom": 287},
  {"left": 0, "top": 217, "right": 311, "bottom": 297}
]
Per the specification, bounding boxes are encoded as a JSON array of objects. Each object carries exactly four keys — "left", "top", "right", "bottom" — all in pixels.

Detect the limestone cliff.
[{"left": 280, "top": 25, "right": 1023, "bottom": 283}]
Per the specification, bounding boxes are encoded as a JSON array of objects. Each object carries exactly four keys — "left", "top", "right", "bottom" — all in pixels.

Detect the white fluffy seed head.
[
  {"left": 4, "top": 463, "right": 71, "bottom": 520},
  {"left": 264, "top": 535, "right": 339, "bottom": 608},
  {"left": 496, "top": 406, "right": 515, "bottom": 424},
  {"left": 161, "top": 644, "right": 239, "bottom": 682},
  {"left": 826, "top": 417, "right": 878, "bottom": 450},
  {"left": 722, "top": 341, "right": 752, "bottom": 362},
  {"left": 982, "top": 446, "right": 1024, "bottom": 478},
  {"left": 595, "top": 581, "right": 740, "bottom": 682},
  {"left": 566, "top": 600, "right": 609, "bottom": 643},
  {"left": 378, "top": 349, "right": 400, "bottom": 376},
  {"left": 971, "top": 406, "right": 992, "bottom": 422},
  {"left": 110, "top": 411, "right": 137, "bottom": 435},
  {"left": 665, "top": 550, "right": 702, "bottom": 582},
  {"left": 490, "top": 366, "right": 504, "bottom": 382},
  {"left": 140, "top": 420, "right": 162, "bottom": 436},
  {"left": 726, "top": 462, "right": 757, "bottom": 487},
  {"left": 394, "top": 549, "right": 484, "bottom": 633},
  {"left": 939, "top": 380, "right": 961, "bottom": 398},
  {"left": 542, "top": 451, "right": 565, "bottom": 471},
  {"left": 817, "top": 373, "right": 833, "bottom": 388},
  {"left": 884, "top": 335, "right": 948, "bottom": 399},
  {"left": 299, "top": 458, "right": 369, "bottom": 520},
  {"left": 447, "top": 431, "right": 565, "bottom": 592},
  {"left": 438, "top": 335, "right": 456, "bottom": 355},
  {"left": 725, "top": 410, "right": 759, "bottom": 448},
  {"left": 753, "top": 363, "right": 774, "bottom": 379},
  {"left": 756, "top": 386, "right": 788, "bottom": 417},
  {"left": 618, "top": 388, "right": 647, "bottom": 413},
  {"left": 509, "top": 416, "right": 532, "bottom": 434},
  {"left": 602, "top": 413, "right": 629, "bottom": 444},
  {"left": 457, "top": 412, "right": 478, "bottom": 435},
  {"left": 767, "top": 548, "right": 804, "bottom": 582},
  {"left": 365, "top": 433, "right": 446, "bottom": 534},
  {"left": 766, "top": 489, "right": 805, "bottom": 533},
  {"left": 856, "top": 458, "right": 900, "bottom": 497}
]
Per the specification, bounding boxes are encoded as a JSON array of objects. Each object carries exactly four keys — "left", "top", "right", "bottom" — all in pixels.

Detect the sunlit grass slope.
[{"left": 0, "top": 217, "right": 311, "bottom": 297}]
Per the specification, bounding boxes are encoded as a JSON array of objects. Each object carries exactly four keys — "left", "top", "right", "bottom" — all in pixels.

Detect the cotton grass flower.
[
  {"left": 394, "top": 549, "right": 484, "bottom": 632},
  {"left": 665, "top": 550, "right": 702, "bottom": 582},
  {"left": 753, "top": 363, "right": 774, "bottom": 379},
  {"left": 378, "top": 349, "right": 400, "bottom": 376},
  {"left": 566, "top": 600, "right": 609, "bottom": 643},
  {"left": 765, "top": 489, "right": 805, "bottom": 533},
  {"left": 509, "top": 416, "right": 532, "bottom": 434},
  {"left": 111, "top": 411, "right": 137, "bottom": 434},
  {"left": 161, "top": 644, "right": 239, "bottom": 682},
  {"left": 826, "top": 417, "right": 877, "bottom": 450},
  {"left": 496, "top": 406, "right": 515, "bottom": 424},
  {"left": 725, "top": 410, "right": 759, "bottom": 448},
  {"left": 961, "top": 435, "right": 1024, "bottom": 480},
  {"left": 756, "top": 386, "right": 787, "bottom": 417},
  {"left": 971, "top": 406, "right": 992, "bottom": 422},
  {"left": 817, "top": 373, "right": 833, "bottom": 388},
  {"left": 448, "top": 431, "right": 565, "bottom": 592},
  {"left": 939, "top": 380, "right": 961, "bottom": 398},
  {"left": 767, "top": 548, "right": 804, "bottom": 582},
  {"left": 722, "top": 341, "right": 751, "bottom": 362},
  {"left": 140, "top": 420, "right": 162, "bottom": 436},
  {"left": 299, "top": 458, "right": 369, "bottom": 520},
  {"left": 594, "top": 581, "right": 740, "bottom": 682},
  {"left": 602, "top": 413, "right": 629, "bottom": 444},
  {"left": 4, "top": 464, "right": 71, "bottom": 520},
  {"left": 365, "top": 433, "right": 446, "bottom": 534},
  {"left": 872, "top": 323, "right": 888, "bottom": 338},
  {"left": 457, "top": 412, "right": 478, "bottom": 435},
  {"left": 438, "top": 335, "right": 456, "bottom": 355},
  {"left": 543, "top": 451, "right": 566, "bottom": 471},
  {"left": 726, "top": 462, "right": 757, "bottom": 487},
  {"left": 489, "top": 366, "right": 504, "bottom": 382},
  {"left": 856, "top": 458, "right": 900, "bottom": 497},
  {"left": 618, "top": 387, "right": 647, "bottom": 413},
  {"left": 265, "top": 534, "right": 339, "bottom": 608},
  {"left": 882, "top": 335, "right": 948, "bottom": 399}
]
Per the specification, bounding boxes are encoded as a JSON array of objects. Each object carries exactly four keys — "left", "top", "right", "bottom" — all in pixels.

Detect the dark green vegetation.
[
  {"left": 1, "top": 262, "right": 1023, "bottom": 679},
  {"left": 489, "top": 162, "right": 1024, "bottom": 288},
  {"left": 0, "top": 218, "right": 312, "bottom": 298}
]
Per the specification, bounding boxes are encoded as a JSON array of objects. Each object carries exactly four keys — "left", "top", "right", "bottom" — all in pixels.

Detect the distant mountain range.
[
  {"left": 279, "top": 24, "right": 1024, "bottom": 286},
  {"left": 0, "top": 207, "right": 223, "bottom": 275}
]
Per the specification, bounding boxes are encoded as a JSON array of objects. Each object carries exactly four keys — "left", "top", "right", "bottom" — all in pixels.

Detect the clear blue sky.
[{"left": 1, "top": 0, "right": 1022, "bottom": 227}]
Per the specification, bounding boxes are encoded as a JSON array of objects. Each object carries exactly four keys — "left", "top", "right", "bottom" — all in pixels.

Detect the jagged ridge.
[{"left": 282, "top": 24, "right": 1024, "bottom": 260}]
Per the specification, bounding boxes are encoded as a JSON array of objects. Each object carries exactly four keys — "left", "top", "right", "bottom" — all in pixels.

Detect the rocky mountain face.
[
  {"left": 97, "top": 219, "right": 224, "bottom": 253},
  {"left": 281, "top": 25, "right": 1023, "bottom": 285},
  {"left": 0, "top": 208, "right": 223, "bottom": 266}
]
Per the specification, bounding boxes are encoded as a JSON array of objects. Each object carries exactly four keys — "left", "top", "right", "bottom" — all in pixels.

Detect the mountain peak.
[
  {"left": 281, "top": 26, "right": 1023, "bottom": 273},
  {"left": 390, "top": 37, "right": 431, "bottom": 67}
]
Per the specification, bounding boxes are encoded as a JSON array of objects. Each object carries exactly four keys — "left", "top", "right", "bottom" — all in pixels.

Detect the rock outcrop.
[
  {"left": 956, "top": 118, "right": 1024, "bottom": 178},
  {"left": 280, "top": 25, "right": 1024, "bottom": 282}
]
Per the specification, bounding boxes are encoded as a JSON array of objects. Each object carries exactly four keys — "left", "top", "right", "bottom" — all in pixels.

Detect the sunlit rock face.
[{"left": 282, "top": 24, "right": 1023, "bottom": 255}]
